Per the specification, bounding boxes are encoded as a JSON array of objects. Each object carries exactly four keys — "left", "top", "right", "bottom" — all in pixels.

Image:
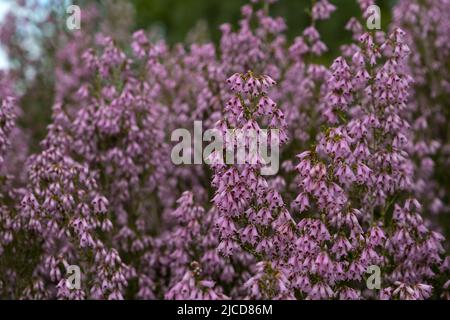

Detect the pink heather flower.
[{"left": 312, "top": 0, "right": 336, "bottom": 21}]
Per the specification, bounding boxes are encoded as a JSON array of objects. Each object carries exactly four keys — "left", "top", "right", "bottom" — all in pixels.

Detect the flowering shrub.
[{"left": 0, "top": 0, "right": 449, "bottom": 300}]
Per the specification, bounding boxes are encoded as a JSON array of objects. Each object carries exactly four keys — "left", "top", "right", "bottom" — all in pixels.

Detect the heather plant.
[
  {"left": 392, "top": 0, "right": 450, "bottom": 238},
  {"left": 275, "top": 0, "right": 335, "bottom": 205},
  {"left": 293, "top": 28, "right": 444, "bottom": 299},
  {"left": 390, "top": 0, "right": 450, "bottom": 298},
  {"left": 0, "top": 85, "right": 29, "bottom": 298},
  {"left": 161, "top": 191, "right": 250, "bottom": 299},
  {"left": 10, "top": 105, "right": 131, "bottom": 299},
  {"left": 209, "top": 71, "right": 296, "bottom": 299},
  {"left": 0, "top": 0, "right": 449, "bottom": 300},
  {"left": 56, "top": 35, "right": 175, "bottom": 298},
  {"left": 0, "top": 95, "right": 17, "bottom": 261}
]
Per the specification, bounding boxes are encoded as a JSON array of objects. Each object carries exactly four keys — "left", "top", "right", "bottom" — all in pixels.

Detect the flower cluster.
[
  {"left": 210, "top": 71, "right": 296, "bottom": 299},
  {"left": 293, "top": 29, "right": 444, "bottom": 299},
  {"left": 0, "top": 0, "right": 448, "bottom": 300},
  {"left": 19, "top": 127, "right": 130, "bottom": 299}
]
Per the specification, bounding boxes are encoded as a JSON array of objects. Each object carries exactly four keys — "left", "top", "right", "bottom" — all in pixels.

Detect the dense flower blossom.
[
  {"left": 392, "top": 0, "right": 450, "bottom": 224},
  {"left": 292, "top": 29, "right": 444, "bottom": 299},
  {"left": 0, "top": 96, "right": 17, "bottom": 264},
  {"left": 147, "top": 191, "right": 251, "bottom": 298},
  {"left": 15, "top": 114, "right": 131, "bottom": 299},
  {"left": 0, "top": 0, "right": 449, "bottom": 300},
  {"left": 209, "top": 71, "right": 297, "bottom": 298}
]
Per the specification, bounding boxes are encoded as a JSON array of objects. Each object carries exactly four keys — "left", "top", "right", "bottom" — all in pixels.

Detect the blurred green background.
[{"left": 0, "top": 0, "right": 399, "bottom": 68}]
